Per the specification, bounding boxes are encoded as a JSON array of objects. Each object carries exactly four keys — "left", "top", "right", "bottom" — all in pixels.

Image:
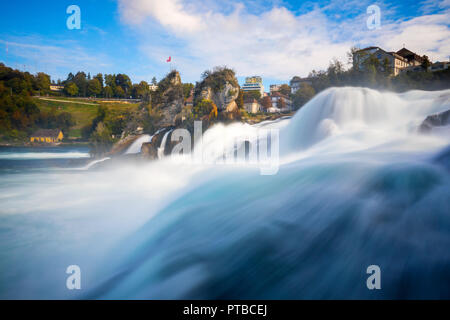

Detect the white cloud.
[
  {"left": 118, "top": 0, "right": 203, "bottom": 32},
  {"left": 0, "top": 36, "right": 112, "bottom": 80},
  {"left": 118, "top": 0, "right": 354, "bottom": 80},
  {"left": 120, "top": 0, "right": 449, "bottom": 82},
  {"left": 377, "top": 14, "right": 450, "bottom": 61}
]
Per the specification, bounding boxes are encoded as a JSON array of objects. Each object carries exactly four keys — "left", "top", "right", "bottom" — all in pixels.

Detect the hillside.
[{"left": 33, "top": 97, "right": 139, "bottom": 139}]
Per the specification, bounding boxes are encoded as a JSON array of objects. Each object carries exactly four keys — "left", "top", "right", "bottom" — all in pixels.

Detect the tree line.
[
  {"left": 0, "top": 63, "right": 75, "bottom": 141},
  {"left": 61, "top": 72, "right": 158, "bottom": 99}
]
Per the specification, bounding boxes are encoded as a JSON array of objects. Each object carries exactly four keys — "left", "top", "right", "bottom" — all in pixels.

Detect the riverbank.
[
  {"left": 0, "top": 112, "right": 293, "bottom": 149},
  {"left": 0, "top": 140, "right": 90, "bottom": 148}
]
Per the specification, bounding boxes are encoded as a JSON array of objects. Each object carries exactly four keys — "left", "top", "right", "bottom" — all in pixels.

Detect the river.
[{"left": 0, "top": 87, "right": 449, "bottom": 299}]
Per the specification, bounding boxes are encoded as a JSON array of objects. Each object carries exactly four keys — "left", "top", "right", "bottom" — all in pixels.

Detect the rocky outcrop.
[
  {"left": 112, "top": 71, "right": 184, "bottom": 155},
  {"left": 108, "top": 134, "right": 140, "bottom": 156},
  {"left": 194, "top": 67, "right": 240, "bottom": 113},
  {"left": 112, "top": 69, "right": 243, "bottom": 159},
  {"left": 197, "top": 83, "right": 239, "bottom": 112},
  {"left": 153, "top": 71, "right": 184, "bottom": 127},
  {"left": 141, "top": 139, "right": 159, "bottom": 159},
  {"left": 140, "top": 127, "right": 174, "bottom": 160},
  {"left": 419, "top": 109, "right": 450, "bottom": 132}
]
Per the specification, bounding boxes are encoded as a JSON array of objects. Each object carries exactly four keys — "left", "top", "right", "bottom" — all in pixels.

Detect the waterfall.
[
  {"left": 82, "top": 157, "right": 111, "bottom": 170},
  {"left": 281, "top": 87, "right": 450, "bottom": 153},
  {"left": 1, "top": 88, "right": 450, "bottom": 299},
  {"left": 157, "top": 129, "right": 173, "bottom": 159},
  {"left": 125, "top": 135, "right": 152, "bottom": 154},
  {"left": 124, "top": 129, "right": 165, "bottom": 155}
]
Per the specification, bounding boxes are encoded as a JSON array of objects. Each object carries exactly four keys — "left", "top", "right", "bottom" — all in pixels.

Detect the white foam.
[{"left": 0, "top": 152, "right": 90, "bottom": 160}]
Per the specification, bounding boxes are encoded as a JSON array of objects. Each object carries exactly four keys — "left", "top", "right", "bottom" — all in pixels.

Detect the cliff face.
[
  {"left": 153, "top": 71, "right": 184, "bottom": 127},
  {"left": 111, "top": 69, "right": 241, "bottom": 158},
  {"left": 194, "top": 68, "right": 240, "bottom": 113},
  {"left": 111, "top": 71, "right": 184, "bottom": 156}
]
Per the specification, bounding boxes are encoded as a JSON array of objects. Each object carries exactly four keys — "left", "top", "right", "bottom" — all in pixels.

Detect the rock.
[
  {"left": 141, "top": 140, "right": 158, "bottom": 159},
  {"left": 140, "top": 128, "right": 174, "bottom": 159},
  {"left": 419, "top": 109, "right": 450, "bottom": 132},
  {"left": 194, "top": 67, "right": 240, "bottom": 112},
  {"left": 108, "top": 134, "right": 140, "bottom": 156},
  {"left": 153, "top": 71, "right": 184, "bottom": 127},
  {"left": 159, "top": 99, "right": 183, "bottom": 127}
]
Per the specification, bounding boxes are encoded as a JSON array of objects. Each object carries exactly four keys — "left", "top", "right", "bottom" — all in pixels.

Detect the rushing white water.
[
  {"left": 0, "top": 151, "right": 90, "bottom": 160},
  {"left": 158, "top": 129, "right": 174, "bottom": 159},
  {"left": 125, "top": 129, "right": 166, "bottom": 155},
  {"left": 0, "top": 87, "right": 449, "bottom": 299},
  {"left": 282, "top": 87, "right": 449, "bottom": 153},
  {"left": 82, "top": 157, "right": 111, "bottom": 170},
  {"left": 125, "top": 135, "right": 152, "bottom": 154}
]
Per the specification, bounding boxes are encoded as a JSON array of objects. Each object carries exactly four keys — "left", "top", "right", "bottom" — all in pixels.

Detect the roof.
[
  {"left": 396, "top": 48, "right": 424, "bottom": 63},
  {"left": 388, "top": 52, "right": 409, "bottom": 62},
  {"left": 355, "top": 46, "right": 383, "bottom": 53},
  {"left": 271, "top": 92, "right": 289, "bottom": 99},
  {"left": 355, "top": 46, "right": 410, "bottom": 62},
  {"left": 31, "top": 129, "right": 61, "bottom": 138}
]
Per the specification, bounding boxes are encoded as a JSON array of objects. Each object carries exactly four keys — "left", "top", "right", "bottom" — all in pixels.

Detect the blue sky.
[{"left": 1, "top": 0, "right": 449, "bottom": 90}]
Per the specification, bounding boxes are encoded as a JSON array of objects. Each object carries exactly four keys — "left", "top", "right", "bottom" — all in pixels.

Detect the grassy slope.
[{"left": 33, "top": 97, "right": 139, "bottom": 138}]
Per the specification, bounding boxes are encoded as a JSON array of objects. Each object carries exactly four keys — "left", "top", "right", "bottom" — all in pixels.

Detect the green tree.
[
  {"left": 114, "top": 86, "right": 125, "bottom": 98},
  {"left": 243, "top": 90, "right": 261, "bottom": 101},
  {"left": 104, "top": 74, "right": 116, "bottom": 88},
  {"left": 279, "top": 84, "right": 291, "bottom": 96},
  {"left": 236, "top": 89, "right": 244, "bottom": 109},
  {"left": 56, "top": 112, "right": 75, "bottom": 135},
  {"left": 94, "top": 73, "right": 104, "bottom": 88},
  {"left": 35, "top": 72, "right": 51, "bottom": 93},
  {"left": 64, "top": 82, "right": 79, "bottom": 96},
  {"left": 131, "top": 81, "right": 150, "bottom": 99},
  {"left": 89, "top": 121, "right": 113, "bottom": 156},
  {"left": 292, "top": 84, "right": 315, "bottom": 110},
  {"left": 182, "top": 83, "right": 194, "bottom": 98},
  {"left": 73, "top": 72, "right": 88, "bottom": 96},
  {"left": 115, "top": 74, "right": 132, "bottom": 97},
  {"left": 193, "top": 99, "right": 217, "bottom": 119},
  {"left": 103, "top": 85, "right": 113, "bottom": 98},
  {"left": 66, "top": 72, "right": 75, "bottom": 82},
  {"left": 421, "top": 55, "right": 432, "bottom": 70},
  {"left": 87, "top": 78, "right": 102, "bottom": 97}
]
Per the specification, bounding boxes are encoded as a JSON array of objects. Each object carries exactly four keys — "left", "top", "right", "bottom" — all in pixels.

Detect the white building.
[
  {"left": 50, "top": 85, "right": 64, "bottom": 91},
  {"left": 400, "top": 60, "right": 449, "bottom": 74},
  {"left": 243, "top": 98, "right": 261, "bottom": 114},
  {"left": 271, "top": 92, "right": 292, "bottom": 112},
  {"left": 290, "top": 76, "right": 313, "bottom": 94},
  {"left": 429, "top": 61, "right": 450, "bottom": 72},
  {"left": 353, "top": 46, "right": 420, "bottom": 76},
  {"left": 267, "top": 106, "right": 281, "bottom": 113},
  {"left": 148, "top": 84, "right": 158, "bottom": 91},
  {"left": 270, "top": 84, "right": 281, "bottom": 94},
  {"left": 241, "top": 76, "right": 264, "bottom": 96}
]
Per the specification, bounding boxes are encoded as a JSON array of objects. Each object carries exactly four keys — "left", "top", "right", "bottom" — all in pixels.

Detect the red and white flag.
[{"left": 166, "top": 56, "right": 171, "bottom": 63}]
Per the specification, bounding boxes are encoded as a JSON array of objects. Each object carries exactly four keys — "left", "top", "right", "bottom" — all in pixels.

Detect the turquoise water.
[
  {"left": 0, "top": 87, "right": 449, "bottom": 299},
  {"left": 0, "top": 146, "right": 90, "bottom": 172}
]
